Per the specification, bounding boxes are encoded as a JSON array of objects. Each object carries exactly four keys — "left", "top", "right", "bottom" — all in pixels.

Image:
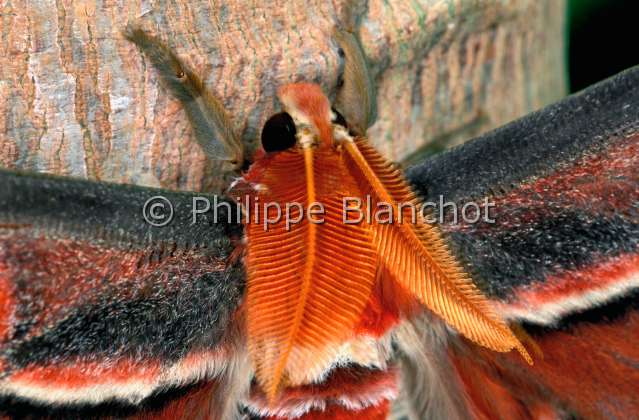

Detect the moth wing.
[
  {"left": 399, "top": 66, "right": 639, "bottom": 419},
  {"left": 0, "top": 170, "right": 248, "bottom": 418}
]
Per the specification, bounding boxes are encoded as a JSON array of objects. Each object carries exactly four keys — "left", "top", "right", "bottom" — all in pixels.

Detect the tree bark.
[{"left": 0, "top": 0, "right": 566, "bottom": 192}]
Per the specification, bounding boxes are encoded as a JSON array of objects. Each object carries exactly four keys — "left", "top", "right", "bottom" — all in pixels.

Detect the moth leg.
[
  {"left": 123, "top": 24, "right": 245, "bottom": 171},
  {"left": 333, "top": 29, "right": 377, "bottom": 136}
]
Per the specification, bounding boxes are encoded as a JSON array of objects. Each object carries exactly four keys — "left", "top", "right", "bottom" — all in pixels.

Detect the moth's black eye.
[
  {"left": 261, "top": 112, "right": 297, "bottom": 152},
  {"left": 331, "top": 107, "right": 348, "bottom": 129}
]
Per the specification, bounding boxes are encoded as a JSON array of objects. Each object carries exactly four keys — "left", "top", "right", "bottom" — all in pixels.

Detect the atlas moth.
[
  {"left": 2, "top": 22, "right": 637, "bottom": 420},
  {"left": 125, "top": 25, "right": 530, "bottom": 402}
]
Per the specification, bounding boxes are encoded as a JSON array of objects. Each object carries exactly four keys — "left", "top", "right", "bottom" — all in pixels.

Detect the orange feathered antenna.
[
  {"left": 243, "top": 82, "right": 530, "bottom": 403},
  {"left": 342, "top": 137, "right": 532, "bottom": 364},
  {"left": 245, "top": 84, "right": 379, "bottom": 401}
]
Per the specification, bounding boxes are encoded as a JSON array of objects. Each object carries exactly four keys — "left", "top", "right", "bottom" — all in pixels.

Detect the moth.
[{"left": 0, "top": 25, "right": 637, "bottom": 420}]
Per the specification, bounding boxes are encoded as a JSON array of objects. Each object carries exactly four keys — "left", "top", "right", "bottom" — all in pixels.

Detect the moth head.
[{"left": 260, "top": 83, "right": 350, "bottom": 153}]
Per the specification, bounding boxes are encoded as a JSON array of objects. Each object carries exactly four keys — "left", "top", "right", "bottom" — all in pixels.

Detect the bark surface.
[{"left": 0, "top": 0, "right": 566, "bottom": 192}]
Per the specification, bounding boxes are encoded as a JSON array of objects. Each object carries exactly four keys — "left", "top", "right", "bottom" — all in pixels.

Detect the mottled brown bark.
[{"left": 0, "top": 0, "right": 566, "bottom": 192}]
